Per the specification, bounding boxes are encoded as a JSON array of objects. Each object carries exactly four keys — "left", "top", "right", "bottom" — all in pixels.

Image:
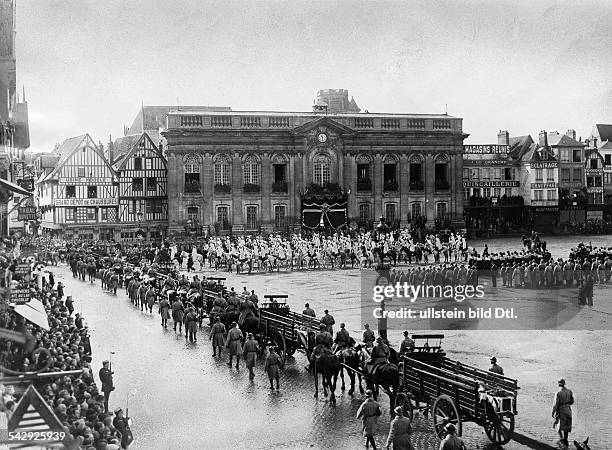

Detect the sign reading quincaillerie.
[
  {"left": 463, "top": 181, "right": 519, "bottom": 188},
  {"left": 54, "top": 198, "right": 118, "bottom": 206},
  {"left": 58, "top": 177, "right": 113, "bottom": 185}
]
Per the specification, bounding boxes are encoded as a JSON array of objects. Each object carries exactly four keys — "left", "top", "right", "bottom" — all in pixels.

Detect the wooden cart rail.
[{"left": 440, "top": 358, "right": 518, "bottom": 393}]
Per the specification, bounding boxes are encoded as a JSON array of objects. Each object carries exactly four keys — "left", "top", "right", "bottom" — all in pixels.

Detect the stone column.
[
  {"left": 292, "top": 154, "right": 303, "bottom": 230},
  {"left": 345, "top": 154, "right": 356, "bottom": 220},
  {"left": 166, "top": 152, "right": 182, "bottom": 232},
  {"left": 231, "top": 153, "right": 244, "bottom": 232},
  {"left": 425, "top": 153, "right": 435, "bottom": 222},
  {"left": 261, "top": 154, "right": 273, "bottom": 232},
  {"left": 399, "top": 155, "right": 410, "bottom": 226},
  {"left": 373, "top": 154, "right": 383, "bottom": 220},
  {"left": 202, "top": 154, "right": 214, "bottom": 227}
]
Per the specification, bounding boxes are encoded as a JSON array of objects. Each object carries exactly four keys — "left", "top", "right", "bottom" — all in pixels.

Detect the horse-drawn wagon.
[
  {"left": 257, "top": 295, "right": 322, "bottom": 368},
  {"left": 395, "top": 334, "right": 519, "bottom": 445}
]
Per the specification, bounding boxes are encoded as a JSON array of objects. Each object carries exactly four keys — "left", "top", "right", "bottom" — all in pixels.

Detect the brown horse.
[
  {"left": 313, "top": 353, "right": 341, "bottom": 406},
  {"left": 362, "top": 347, "right": 401, "bottom": 416},
  {"left": 338, "top": 342, "right": 365, "bottom": 396}
]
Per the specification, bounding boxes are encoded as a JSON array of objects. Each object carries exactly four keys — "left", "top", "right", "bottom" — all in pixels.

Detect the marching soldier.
[
  {"left": 225, "top": 322, "right": 243, "bottom": 369},
  {"left": 242, "top": 332, "right": 260, "bottom": 380},
  {"left": 265, "top": 346, "right": 281, "bottom": 390},
  {"left": 321, "top": 309, "right": 335, "bottom": 334},
  {"left": 209, "top": 316, "right": 226, "bottom": 357}
]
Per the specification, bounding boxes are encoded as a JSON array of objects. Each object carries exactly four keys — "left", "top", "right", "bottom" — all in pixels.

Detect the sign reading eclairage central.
[{"left": 54, "top": 198, "right": 118, "bottom": 206}]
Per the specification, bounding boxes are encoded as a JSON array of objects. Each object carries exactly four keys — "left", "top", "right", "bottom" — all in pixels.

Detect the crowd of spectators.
[{"left": 0, "top": 244, "right": 129, "bottom": 449}]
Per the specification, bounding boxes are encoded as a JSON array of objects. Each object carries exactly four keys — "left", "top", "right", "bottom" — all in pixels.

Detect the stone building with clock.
[{"left": 162, "top": 89, "right": 467, "bottom": 234}]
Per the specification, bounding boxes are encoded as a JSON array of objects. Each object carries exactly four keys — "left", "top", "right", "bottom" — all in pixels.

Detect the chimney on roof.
[
  {"left": 566, "top": 129, "right": 576, "bottom": 140},
  {"left": 497, "top": 130, "right": 509, "bottom": 146},
  {"left": 539, "top": 130, "right": 548, "bottom": 147},
  {"left": 593, "top": 137, "right": 598, "bottom": 149},
  {"left": 108, "top": 134, "right": 114, "bottom": 164}
]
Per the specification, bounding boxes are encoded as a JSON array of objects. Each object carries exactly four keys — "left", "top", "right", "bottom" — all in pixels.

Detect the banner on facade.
[
  {"left": 302, "top": 200, "right": 347, "bottom": 230},
  {"left": 54, "top": 198, "right": 118, "bottom": 207},
  {"left": 463, "top": 181, "right": 519, "bottom": 188}
]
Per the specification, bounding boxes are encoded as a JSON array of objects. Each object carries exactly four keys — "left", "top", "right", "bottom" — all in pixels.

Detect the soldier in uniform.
[
  {"left": 99, "top": 360, "right": 114, "bottom": 413},
  {"left": 321, "top": 309, "right": 335, "bottom": 334},
  {"left": 399, "top": 331, "right": 415, "bottom": 354},
  {"left": 362, "top": 324, "right": 375, "bottom": 348},
  {"left": 302, "top": 303, "right": 316, "bottom": 317},
  {"left": 113, "top": 408, "right": 133, "bottom": 449},
  {"left": 552, "top": 378, "right": 574, "bottom": 447},
  {"left": 489, "top": 356, "right": 504, "bottom": 375},
  {"left": 225, "top": 322, "right": 243, "bottom": 369},
  {"left": 333, "top": 323, "right": 351, "bottom": 352},
  {"left": 242, "top": 332, "right": 260, "bottom": 380},
  {"left": 209, "top": 316, "right": 226, "bottom": 357},
  {"left": 368, "top": 337, "right": 390, "bottom": 369},
  {"left": 265, "top": 346, "right": 281, "bottom": 390}
]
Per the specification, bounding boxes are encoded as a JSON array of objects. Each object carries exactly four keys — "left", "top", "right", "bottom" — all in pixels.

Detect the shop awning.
[
  {"left": 12, "top": 298, "right": 50, "bottom": 331},
  {"left": 0, "top": 177, "right": 32, "bottom": 196}
]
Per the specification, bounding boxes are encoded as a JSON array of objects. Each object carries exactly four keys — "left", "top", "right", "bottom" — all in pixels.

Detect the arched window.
[
  {"left": 313, "top": 154, "right": 331, "bottom": 186},
  {"left": 243, "top": 155, "right": 260, "bottom": 185},
  {"left": 184, "top": 154, "right": 201, "bottom": 193},
  {"left": 409, "top": 154, "right": 424, "bottom": 190},
  {"left": 356, "top": 154, "right": 372, "bottom": 192},
  {"left": 383, "top": 155, "right": 398, "bottom": 191},
  {"left": 214, "top": 154, "right": 231, "bottom": 186},
  {"left": 435, "top": 154, "right": 449, "bottom": 190}
]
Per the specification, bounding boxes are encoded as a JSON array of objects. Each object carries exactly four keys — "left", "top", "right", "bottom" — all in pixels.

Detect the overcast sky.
[{"left": 15, "top": 0, "right": 612, "bottom": 151}]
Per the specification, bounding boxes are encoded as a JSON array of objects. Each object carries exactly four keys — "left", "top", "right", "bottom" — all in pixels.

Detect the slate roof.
[
  {"left": 595, "top": 124, "right": 612, "bottom": 142},
  {"left": 127, "top": 105, "right": 232, "bottom": 134},
  {"left": 112, "top": 134, "right": 141, "bottom": 163},
  {"left": 509, "top": 135, "right": 534, "bottom": 160},
  {"left": 547, "top": 131, "right": 584, "bottom": 147}
]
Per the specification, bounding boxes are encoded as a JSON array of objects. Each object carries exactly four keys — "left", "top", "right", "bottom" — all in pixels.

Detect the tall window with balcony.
[
  {"left": 243, "top": 155, "right": 260, "bottom": 193},
  {"left": 409, "top": 155, "right": 424, "bottom": 190},
  {"left": 272, "top": 155, "right": 288, "bottom": 193},
  {"left": 313, "top": 154, "right": 331, "bottom": 186},
  {"left": 435, "top": 155, "right": 449, "bottom": 190},
  {"left": 356, "top": 155, "right": 371, "bottom": 192},
  {"left": 246, "top": 205, "right": 258, "bottom": 230},
  {"left": 184, "top": 155, "right": 201, "bottom": 194},
  {"left": 274, "top": 205, "right": 286, "bottom": 229},
  {"left": 383, "top": 156, "right": 398, "bottom": 191},
  {"left": 214, "top": 155, "right": 231, "bottom": 193}
]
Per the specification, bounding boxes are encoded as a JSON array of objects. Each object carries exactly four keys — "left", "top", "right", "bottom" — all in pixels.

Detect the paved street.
[{"left": 52, "top": 235, "right": 612, "bottom": 449}]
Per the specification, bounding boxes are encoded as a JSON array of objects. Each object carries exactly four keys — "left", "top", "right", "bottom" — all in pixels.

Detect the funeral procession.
[{"left": 1, "top": 1, "right": 611, "bottom": 449}]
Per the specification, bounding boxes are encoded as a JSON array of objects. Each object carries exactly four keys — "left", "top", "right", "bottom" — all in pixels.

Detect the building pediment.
[{"left": 291, "top": 116, "right": 356, "bottom": 137}]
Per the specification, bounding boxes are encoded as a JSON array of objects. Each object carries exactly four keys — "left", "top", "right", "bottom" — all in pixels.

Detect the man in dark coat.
[
  {"left": 113, "top": 408, "right": 133, "bottom": 449},
  {"left": 99, "top": 360, "right": 114, "bottom": 413},
  {"left": 209, "top": 316, "right": 226, "bottom": 357}
]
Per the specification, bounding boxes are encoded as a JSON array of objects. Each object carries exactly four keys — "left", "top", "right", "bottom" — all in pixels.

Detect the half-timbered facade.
[
  {"left": 163, "top": 89, "right": 467, "bottom": 234},
  {"left": 38, "top": 134, "right": 119, "bottom": 239},
  {"left": 112, "top": 132, "right": 168, "bottom": 241}
]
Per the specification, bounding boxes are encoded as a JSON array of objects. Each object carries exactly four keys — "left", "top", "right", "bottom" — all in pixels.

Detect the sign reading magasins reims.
[
  {"left": 463, "top": 145, "right": 509, "bottom": 154},
  {"left": 463, "top": 181, "right": 519, "bottom": 188},
  {"left": 54, "top": 198, "right": 118, "bottom": 207}
]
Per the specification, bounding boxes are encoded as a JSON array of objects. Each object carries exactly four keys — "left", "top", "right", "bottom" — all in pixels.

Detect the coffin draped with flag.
[{"left": 301, "top": 187, "right": 348, "bottom": 230}]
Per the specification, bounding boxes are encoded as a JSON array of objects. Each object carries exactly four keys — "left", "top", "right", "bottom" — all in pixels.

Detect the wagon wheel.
[
  {"left": 273, "top": 331, "right": 287, "bottom": 367},
  {"left": 484, "top": 411, "right": 515, "bottom": 445},
  {"left": 394, "top": 393, "right": 414, "bottom": 422},
  {"left": 432, "top": 394, "right": 462, "bottom": 439}
]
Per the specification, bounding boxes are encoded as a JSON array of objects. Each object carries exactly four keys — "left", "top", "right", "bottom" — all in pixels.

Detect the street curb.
[{"left": 513, "top": 431, "right": 557, "bottom": 450}]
